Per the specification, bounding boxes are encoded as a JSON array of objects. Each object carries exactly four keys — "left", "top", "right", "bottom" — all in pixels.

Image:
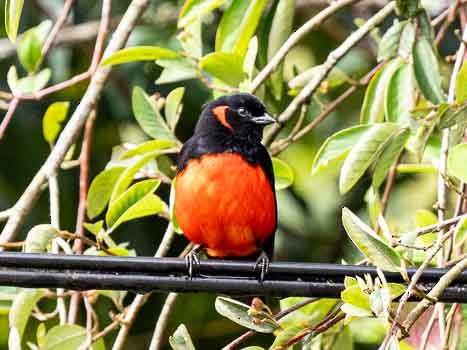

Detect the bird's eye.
[{"left": 237, "top": 107, "right": 248, "bottom": 117}]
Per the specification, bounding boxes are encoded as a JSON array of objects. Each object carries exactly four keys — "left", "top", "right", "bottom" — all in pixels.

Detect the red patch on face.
[
  {"left": 212, "top": 105, "right": 231, "bottom": 130},
  {"left": 175, "top": 153, "right": 276, "bottom": 257}
]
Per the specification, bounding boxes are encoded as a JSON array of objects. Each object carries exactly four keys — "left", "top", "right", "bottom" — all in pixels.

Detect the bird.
[{"left": 174, "top": 93, "right": 277, "bottom": 280}]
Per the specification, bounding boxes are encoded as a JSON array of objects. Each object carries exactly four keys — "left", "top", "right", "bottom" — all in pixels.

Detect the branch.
[
  {"left": 263, "top": 1, "right": 396, "bottom": 145},
  {"left": 250, "top": 0, "right": 361, "bottom": 94},
  {"left": 148, "top": 292, "right": 179, "bottom": 350},
  {"left": 0, "top": 0, "right": 150, "bottom": 245}
]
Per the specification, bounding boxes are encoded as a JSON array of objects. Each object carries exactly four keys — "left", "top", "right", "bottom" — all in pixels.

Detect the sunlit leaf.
[
  {"left": 342, "top": 207, "right": 401, "bottom": 271},
  {"left": 339, "top": 123, "right": 399, "bottom": 194},
  {"left": 132, "top": 86, "right": 176, "bottom": 140},
  {"left": 341, "top": 285, "right": 371, "bottom": 310},
  {"left": 178, "top": 0, "right": 226, "bottom": 28},
  {"left": 447, "top": 143, "right": 467, "bottom": 183},
  {"left": 215, "top": 297, "right": 278, "bottom": 333},
  {"left": 366, "top": 186, "right": 382, "bottom": 227},
  {"left": 272, "top": 157, "right": 294, "bottom": 190},
  {"left": 17, "top": 20, "right": 52, "bottom": 73},
  {"left": 199, "top": 52, "right": 246, "bottom": 86},
  {"left": 311, "top": 125, "right": 372, "bottom": 175},
  {"left": 169, "top": 324, "right": 196, "bottom": 350},
  {"left": 7, "top": 66, "right": 51, "bottom": 94},
  {"left": 9, "top": 289, "right": 44, "bottom": 338},
  {"left": 83, "top": 221, "right": 104, "bottom": 236},
  {"left": 42, "top": 101, "right": 70, "bottom": 145},
  {"left": 43, "top": 324, "right": 104, "bottom": 350},
  {"left": 278, "top": 298, "right": 336, "bottom": 329},
  {"left": 372, "top": 128, "right": 410, "bottom": 188},
  {"left": 179, "top": 20, "right": 202, "bottom": 59},
  {"left": 385, "top": 63, "right": 415, "bottom": 124},
  {"left": 165, "top": 87, "right": 185, "bottom": 131},
  {"left": 413, "top": 38, "right": 445, "bottom": 104},
  {"left": 5, "top": 0, "right": 24, "bottom": 43},
  {"left": 106, "top": 180, "right": 164, "bottom": 231},
  {"left": 215, "top": 0, "right": 267, "bottom": 57},
  {"left": 24, "top": 224, "right": 58, "bottom": 253},
  {"left": 156, "top": 58, "right": 199, "bottom": 84},
  {"left": 120, "top": 139, "right": 176, "bottom": 160},
  {"left": 456, "top": 61, "right": 467, "bottom": 105},
  {"left": 101, "top": 46, "right": 179, "bottom": 66},
  {"left": 243, "top": 36, "right": 258, "bottom": 79},
  {"left": 87, "top": 167, "right": 126, "bottom": 220},
  {"left": 341, "top": 303, "right": 373, "bottom": 318}
]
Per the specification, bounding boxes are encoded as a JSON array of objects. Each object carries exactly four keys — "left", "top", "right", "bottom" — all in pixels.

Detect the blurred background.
[{"left": 0, "top": 0, "right": 461, "bottom": 349}]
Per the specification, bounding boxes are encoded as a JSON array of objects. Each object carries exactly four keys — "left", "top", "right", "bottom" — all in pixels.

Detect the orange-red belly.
[{"left": 175, "top": 153, "right": 276, "bottom": 257}]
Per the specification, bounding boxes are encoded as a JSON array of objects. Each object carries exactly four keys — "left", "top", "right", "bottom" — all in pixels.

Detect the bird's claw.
[
  {"left": 254, "top": 252, "right": 270, "bottom": 282},
  {"left": 185, "top": 250, "right": 200, "bottom": 279}
]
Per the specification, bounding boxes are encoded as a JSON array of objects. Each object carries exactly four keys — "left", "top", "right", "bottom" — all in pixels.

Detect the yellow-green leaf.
[
  {"left": 448, "top": 143, "right": 467, "bottom": 183},
  {"left": 178, "top": 0, "right": 226, "bottom": 28},
  {"left": 43, "top": 325, "right": 104, "bottom": 350},
  {"left": 199, "top": 52, "right": 246, "bottom": 86},
  {"left": 165, "top": 87, "right": 185, "bottom": 131},
  {"left": 456, "top": 61, "right": 467, "bottom": 105},
  {"left": 5, "top": 0, "right": 24, "bottom": 43},
  {"left": 272, "top": 157, "right": 294, "bottom": 190},
  {"left": 42, "top": 102, "right": 70, "bottom": 145},
  {"left": 101, "top": 46, "right": 179, "bottom": 66}
]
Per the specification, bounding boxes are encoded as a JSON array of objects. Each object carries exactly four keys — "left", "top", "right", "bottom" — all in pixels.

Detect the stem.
[
  {"left": 148, "top": 292, "right": 179, "bottom": 350},
  {"left": 41, "top": 0, "right": 75, "bottom": 56}
]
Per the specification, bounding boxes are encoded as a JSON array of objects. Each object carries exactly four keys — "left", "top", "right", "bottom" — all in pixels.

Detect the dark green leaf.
[
  {"left": 199, "top": 52, "right": 246, "bottom": 86},
  {"left": 5, "top": 0, "right": 24, "bottom": 43},
  {"left": 272, "top": 157, "right": 294, "bottom": 190},
  {"left": 395, "top": 0, "right": 419, "bottom": 17},
  {"left": 215, "top": 0, "right": 267, "bottom": 57},
  {"left": 372, "top": 128, "right": 410, "bottom": 188},
  {"left": 132, "top": 86, "right": 175, "bottom": 140},
  {"left": 361, "top": 59, "right": 401, "bottom": 124},
  {"left": 106, "top": 180, "right": 163, "bottom": 231},
  {"left": 215, "top": 297, "right": 278, "bottom": 333},
  {"left": 42, "top": 101, "right": 70, "bottom": 145},
  {"left": 156, "top": 58, "right": 199, "bottom": 84},
  {"left": 169, "top": 324, "right": 196, "bottom": 350},
  {"left": 342, "top": 207, "right": 401, "bottom": 271},
  {"left": 24, "top": 224, "right": 58, "bottom": 253},
  {"left": 87, "top": 167, "right": 126, "bottom": 220},
  {"left": 417, "top": 10, "right": 435, "bottom": 43},
  {"left": 413, "top": 37, "right": 445, "bottom": 104},
  {"left": 447, "top": 143, "right": 467, "bottom": 182},
  {"left": 339, "top": 123, "right": 399, "bottom": 194},
  {"left": 178, "top": 0, "right": 226, "bottom": 28},
  {"left": 311, "top": 125, "right": 372, "bottom": 175},
  {"left": 101, "top": 46, "right": 179, "bottom": 66},
  {"left": 165, "top": 87, "right": 185, "bottom": 131}
]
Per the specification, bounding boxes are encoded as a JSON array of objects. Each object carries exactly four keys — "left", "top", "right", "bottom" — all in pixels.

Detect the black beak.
[{"left": 251, "top": 113, "right": 276, "bottom": 125}]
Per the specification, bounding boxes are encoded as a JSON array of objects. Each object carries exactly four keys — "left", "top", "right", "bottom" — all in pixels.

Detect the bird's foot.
[
  {"left": 254, "top": 251, "right": 270, "bottom": 283},
  {"left": 185, "top": 246, "right": 201, "bottom": 279}
]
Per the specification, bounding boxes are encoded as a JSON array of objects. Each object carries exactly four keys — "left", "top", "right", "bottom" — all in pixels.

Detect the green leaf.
[
  {"left": 341, "top": 303, "right": 373, "bottom": 318},
  {"left": 199, "top": 52, "right": 246, "bottom": 86},
  {"left": 366, "top": 186, "right": 382, "bottom": 227},
  {"left": 169, "top": 324, "right": 196, "bottom": 350},
  {"left": 156, "top": 58, "right": 199, "bottom": 84},
  {"left": 36, "top": 323, "right": 47, "bottom": 349},
  {"left": 43, "top": 324, "right": 104, "bottom": 350},
  {"left": 243, "top": 36, "right": 258, "bottom": 79},
  {"left": 341, "top": 285, "right": 371, "bottom": 310},
  {"left": 101, "top": 46, "right": 179, "bottom": 66},
  {"left": 215, "top": 0, "right": 267, "bottom": 57},
  {"left": 267, "top": 0, "right": 295, "bottom": 100},
  {"left": 24, "top": 224, "right": 58, "bottom": 253},
  {"left": 17, "top": 20, "right": 52, "bottom": 73},
  {"left": 7, "top": 66, "right": 51, "bottom": 94},
  {"left": 178, "top": 20, "right": 202, "bottom": 59},
  {"left": 83, "top": 221, "right": 104, "bottom": 236},
  {"left": 339, "top": 123, "right": 399, "bottom": 194},
  {"left": 413, "top": 37, "right": 445, "bottom": 104},
  {"left": 215, "top": 297, "right": 278, "bottom": 333},
  {"left": 456, "top": 61, "right": 467, "bottom": 105},
  {"left": 417, "top": 10, "right": 434, "bottom": 43},
  {"left": 372, "top": 128, "right": 410, "bottom": 188},
  {"left": 439, "top": 104, "right": 467, "bottom": 129},
  {"left": 278, "top": 298, "right": 336, "bottom": 329},
  {"left": 454, "top": 216, "right": 467, "bottom": 248},
  {"left": 361, "top": 59, "right": 401, "bottom": 124},
  {"left": 5, "top": 0, "right": 24, "bottom": 43},
  {"left": 120, "top": 139, "right": 176, "bottom": 160},
  {"left": 448, "top": 143, "right": 467, "bottom": 183},
  {"left": 272, "top": 157, "right": 294, "bottom": 190},
  {"left": 87, "top": 167, "right": 126, "bottom": 220},
  {"left": 178, "top": 0, "right": 226, "bottom": 28},
  {"left": 9, "top": 289, "right": 44, "bottom": 338},
  {"left": 398, "top": 22, "right": 415, "bottom": 60},
  {"left": 165, "top": 87, "right": 185, "bottom": 131},
  {"left": 240, "top": 347, "right": 264, "bottom": 350},
  {"left": 311, "top": 125, "right": 372, "bottom": 175},
  {"left": 342, "top": 207, "right": 401, "bottom": 271},
  {"left": 110, "top": 151, "right": 159, "bottom": 202},
  {"left": 395, "top": 0, "right": 419, "bottom": 17},
  {"left": 385, "top": 63, "right": 415, "bottom": 124},
  {"left": 132, "top": 86, "right": 175, "bottom": 140},
  {"left": 42, "top": 102, "right": 70, "bottom": 145},
  {"left": 377, "top": 20, "right": 406, "bottom": 61},
  {"left": 106, "top": 180, "right": 163, "bottom": 231},
  {"left": 406, "top": 111, "right": 440, "bottom": 162}
]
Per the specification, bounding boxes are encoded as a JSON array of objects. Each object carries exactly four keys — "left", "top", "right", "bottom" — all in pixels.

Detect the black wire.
[{"left": 0, "top": 252, "right": 466, "bottom": 302}]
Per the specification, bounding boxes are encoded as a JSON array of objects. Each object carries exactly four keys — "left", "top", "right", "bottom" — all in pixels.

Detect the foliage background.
[{"left": 0, "top": 0, "right": 465, "bottom": 349}]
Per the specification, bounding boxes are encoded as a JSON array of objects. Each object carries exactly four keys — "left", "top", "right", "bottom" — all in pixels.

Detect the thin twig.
[
  {"left": 0, "top": 97, "right": 19, "bottom": 140},
  {"left": 41, "top": 0, "right": 75, "bottom": 56},
  {"left": 263, "top": 1, "right": 396, "bottom": 146},
  {"left": 148, "top": 292, "right": 179, "bottom": 350}
]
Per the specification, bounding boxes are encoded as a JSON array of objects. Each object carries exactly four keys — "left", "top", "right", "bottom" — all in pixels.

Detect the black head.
[{"left": 195, "top": 93, "right": 275, "bottom": 142}]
